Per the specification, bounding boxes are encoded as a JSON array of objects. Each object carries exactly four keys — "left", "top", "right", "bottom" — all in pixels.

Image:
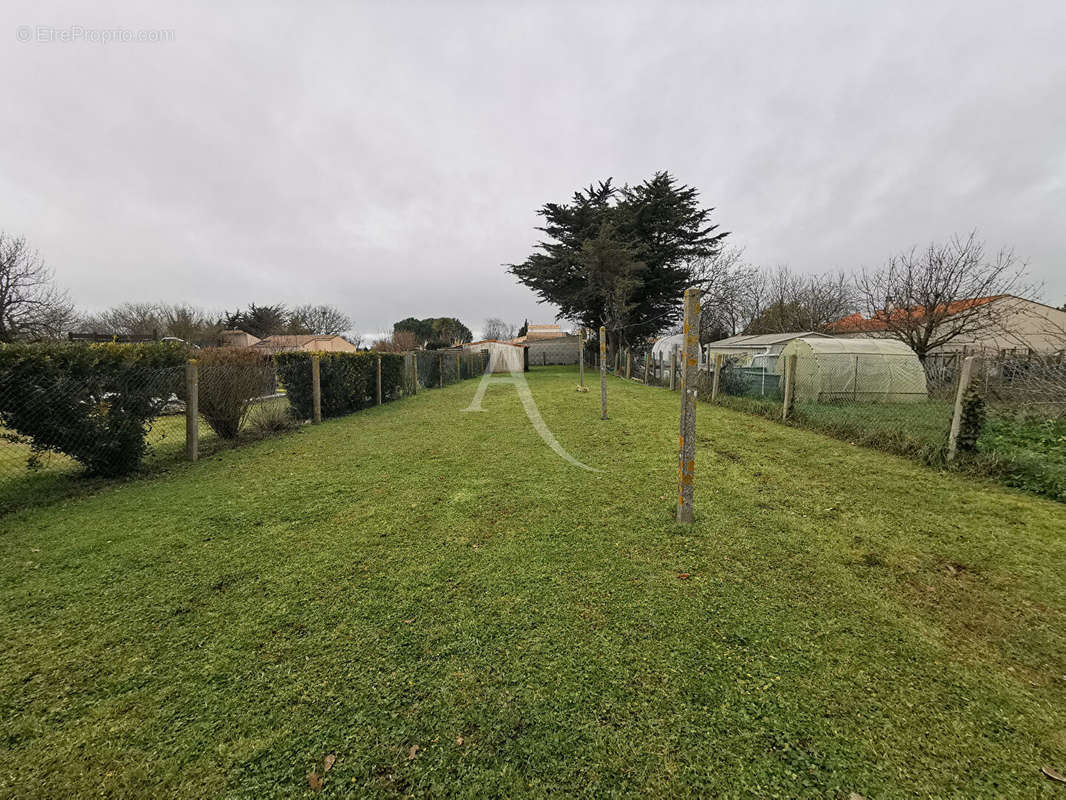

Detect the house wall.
[
  {"left": 526, "top": 335, "right": 580, "bottom": 365},
  {"left": 835, "top": 298, "right": 1066, "bottom": 355},
  {"left": 301, "top": 337, "right": 359, "bottom": 353},
  {"left": 464, "top": 341, "right": 524, "bottom": 373}
]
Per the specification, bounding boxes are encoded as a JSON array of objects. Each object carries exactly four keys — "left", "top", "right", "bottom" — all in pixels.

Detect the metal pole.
[
  {"left": 311, "top": 354, "right": 322, "bottom": 424},
  {"left": 676, "top": 288, "right": 700, "bottom": 524},
  {"left": 599, "top": 326, "right": 608, "bottom": 420},
  {"left": 185, "top": 358, "right": 198, "bottom": 461},
  {"left": 376, "top": 356, "right": 383, "bottom": 405},
  {"left": 578, "top": 327, "right": 585, "bottom": 388}
]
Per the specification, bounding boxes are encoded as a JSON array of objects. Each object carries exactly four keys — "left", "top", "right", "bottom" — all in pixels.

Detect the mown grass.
[
  {"left": 716, "top": 392, "right": 1065, "bottom": 501},
  {"left": 1, "top": 366, "right": 1065, "bottom": 798},
  {"left": 0, "top": 397, "right": 291, "bottom": 513}
]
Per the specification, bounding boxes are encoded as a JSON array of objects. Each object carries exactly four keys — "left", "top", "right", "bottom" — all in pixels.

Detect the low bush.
[
  {"left": 0, "top": 341, "right": 188, "bottom": 476},
  {"left": 192, "top": 348, "right": 275, "bottom": 439},
  {"left": 247, "top": 398, "right": 297, "bottom": 436},
  {"left": 275, "top": 351, "right": 405, "bottom": 420}
]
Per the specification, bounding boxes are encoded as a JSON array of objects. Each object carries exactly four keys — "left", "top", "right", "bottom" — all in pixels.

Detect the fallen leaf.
[
  {"left": 408, "top": 744, "right": 420, "bottom": 760},
  {"left": 456, "top": 736, "right": 464, "bottom": 746},
  {"left": 323, "top": 754, "right": 336, "bottom": 773},
  {"left": 403, "top": 618, "right": 415, "bottom": 624},
  {"left": 307, "top": 771, "right": 323, "bottom": 792},
  {"left": 677, "top": 573, "right": 691, "bottom": 580},
  {"left": 848, "top": 794, "right": 867, "bottom": 800},
  {"left": 1043, "top": 766, "right": 1066, "bottom": 784}
]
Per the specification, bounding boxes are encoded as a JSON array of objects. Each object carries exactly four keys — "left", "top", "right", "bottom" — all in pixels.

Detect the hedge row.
[
  {"left": 0, "top": 342, "right": 188, "bottom": 476},
  {"left": 275, "top": 351, "right": 406, "bottom": 420}
]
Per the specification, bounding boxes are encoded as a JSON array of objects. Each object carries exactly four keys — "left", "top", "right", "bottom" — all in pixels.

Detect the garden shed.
[
  {"left": 463, "top": 340, "right": 524, "bottom": 373},
  {"left": 778, "top": 337, "right": 928, "bottom": 403}
]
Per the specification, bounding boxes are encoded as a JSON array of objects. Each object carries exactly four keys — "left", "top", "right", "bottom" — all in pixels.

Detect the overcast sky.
[{"left": 2, "top": 0, "right": 1063, "bottom": 340}]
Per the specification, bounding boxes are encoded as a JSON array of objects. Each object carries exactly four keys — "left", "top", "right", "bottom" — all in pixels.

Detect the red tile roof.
[{"left": 829, "top": 296, "right": 1004, "bottom": 333}]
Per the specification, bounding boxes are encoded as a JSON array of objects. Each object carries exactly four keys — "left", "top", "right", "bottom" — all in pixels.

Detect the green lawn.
[
  {"left": 717, "top": 392, "right": 1065, "bottom": 501},
  {"left": 2, "top": 367, "right": 1065, "bottom": 798},
  {"left": 0, "top": 396, "right": 291, "bottom": 513}
]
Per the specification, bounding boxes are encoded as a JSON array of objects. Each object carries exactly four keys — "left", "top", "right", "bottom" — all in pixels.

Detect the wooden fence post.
[
  {"left": 615, "top": 347, "right": 620, "bottom": 374},
  {"left": 643, "top": 350, "right": 650, "bottom": 384},
  {"left": 669, "top": 348, "right": 677, "bottom": 391},
  {"left": 311, "top": 354, "right": 322, "bottom": 424},
  {"left": 457, "top": 352, "right": 461, "bottom": 380},
  {"left": 376, "top": 356, "right": 383, "bottom": 405},
  {"left": 625, "top": 349, "right": 631, "bottom": 379},
  {"left": 676, "top": 288, "right": 700, "bottom": 524},
  {"left": 947, "top": 355, "right": 978, "bottom": 462},
  {"left": 439, "top": 353, "right": 444, "bottom": 388},
  {"left": 658, "top": 352, "right": 663, "bottom": 384},
  {"left": 578, "top": 327, "right": 585, "bottom": 388},
  {"left": 781, "top": 354, "right": 797, "bottom": 422},
  {"left": 711, "top": 353, "right": 723, "bottom": 402},
  {"left": 185, "top": 358, "right": 198, "bottom": 461},
  {"left": 412, "top": 353, "right": 418, "bottom": 394},
  {"left": 599, "top": 326, "right": 608, "bottom": 420}
]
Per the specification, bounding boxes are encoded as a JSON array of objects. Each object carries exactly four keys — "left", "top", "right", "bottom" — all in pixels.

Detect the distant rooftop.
[{"left": 708, "top": 331, "right": 832, "bottom": 348}]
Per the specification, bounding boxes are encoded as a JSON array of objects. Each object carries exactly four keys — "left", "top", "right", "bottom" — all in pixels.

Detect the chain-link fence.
[
  {"left": 969, "top": 354, "right": 1066, "bottom": 500},
  {"left": 0, "top": 348, "right": 489, "bottom": 513},
  {"left": 617, "top": 342, "right": 1064, "bottom": 502}
]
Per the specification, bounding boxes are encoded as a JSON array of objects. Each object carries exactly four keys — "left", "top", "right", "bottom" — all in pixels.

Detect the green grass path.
[{"left": 2, "top": 367, "right": 1065, "bottom": 798}]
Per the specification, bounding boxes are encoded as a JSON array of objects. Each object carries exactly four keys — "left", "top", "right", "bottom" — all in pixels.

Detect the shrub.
[
  {"left": 246, "top": 397, "right": 297, "bottom": 436},
  {"left": 0, "top": 341, "right": 188, "bottom": 476},
  {"left": 192, "top": 348, "right": 275, "bottom": 439},
  {"left": 275, "top": 351, "right": 406, "bottom": 420}
]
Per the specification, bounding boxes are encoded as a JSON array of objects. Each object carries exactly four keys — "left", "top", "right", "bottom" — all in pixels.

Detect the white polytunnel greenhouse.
[{"left": 777, "top": 337, "right": 928, "bottom": 403}]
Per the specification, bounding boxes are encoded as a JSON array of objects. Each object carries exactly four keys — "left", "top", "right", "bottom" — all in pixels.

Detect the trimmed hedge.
[
  {"left": 275, "top": 351, "right": 406, "bottom": 420},
  {"left": 0, "top": 342, "right": 188, "bottom": 476}
]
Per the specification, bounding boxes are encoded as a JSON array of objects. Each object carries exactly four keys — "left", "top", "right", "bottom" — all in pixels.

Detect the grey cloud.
[{"left": 1, "top": 0, "right": 1063, "bottom": 342}]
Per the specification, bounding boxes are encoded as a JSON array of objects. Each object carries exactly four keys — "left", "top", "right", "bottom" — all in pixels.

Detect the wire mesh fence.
[
  {"left": 0, "top": 348, "right": 489, "bottom": 512},
  {"left": 619, "top": 343, "right": 1065, "bottom": 502}
]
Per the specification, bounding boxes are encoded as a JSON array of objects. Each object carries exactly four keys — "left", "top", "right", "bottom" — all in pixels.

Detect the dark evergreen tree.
[{"left": 508, "top": 172, "right": 726, "bottom": 354}]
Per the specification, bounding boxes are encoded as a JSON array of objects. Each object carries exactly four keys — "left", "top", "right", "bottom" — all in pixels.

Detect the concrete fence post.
[
  {"left": 711, "top": 353, "right": 723, "bottom": 402},
  {"left": 376, "top": 356, "right": 383, "bottom": 405},
  {"left": 676, "top": 288, "right": 700, "bottom": 524},
  {"left": 311, "top": 354, "right": 322, "bottom": 424},
  {"left": 781, "top": 354, "right": 797, "bottom": 422},
  {"left": 599, "top": 326, "right": 608, "bottom": 420},
  {"left": 947, "top": 355, "right": 978, "bottom": 462},
  {"left": 185, "top": 358, "right": 199, "bottom": 461}
]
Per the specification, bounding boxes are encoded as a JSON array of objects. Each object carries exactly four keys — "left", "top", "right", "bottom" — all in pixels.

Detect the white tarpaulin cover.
[{"left": 778, "top": 337, "right": 928, "bottom": 403}]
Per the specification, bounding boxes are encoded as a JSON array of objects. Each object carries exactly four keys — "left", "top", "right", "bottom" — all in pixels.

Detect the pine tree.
[{"left": 508, "top": 172, "right": 726, "bottom": 351}]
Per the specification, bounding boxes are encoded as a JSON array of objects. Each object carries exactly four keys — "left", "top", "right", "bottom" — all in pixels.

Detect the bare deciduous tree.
[
  {"left": 482, "top": 317, "right": 516, "bottom": 341},
  {"left": 855, "top": 233, "right": 1033, "bottom": 360},
  {"left": 691, "top": 246, "right": 759, "bottom": 341},
  {"left": 288, "top": 304, "right": 352, "bottom": 336},
  {"left": 744, "top": 266, "right": 856, "bottom": 334},
  {"left": 0, "top": 233, "right": 76, "bottom": 341},
  {"left": 371, "top": 330, "right": 418, "bottom": 352}
]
